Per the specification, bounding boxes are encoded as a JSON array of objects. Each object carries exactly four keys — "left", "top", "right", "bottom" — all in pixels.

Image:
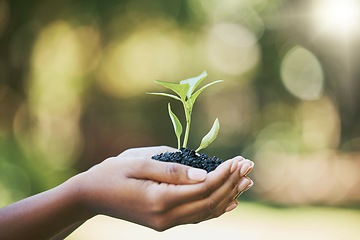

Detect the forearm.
[
  {"left": 50, "top": 220, "right": 87, "bottom": 240},
  {"left": 0, "top": 175, "right": 93, "bottom": 240}
]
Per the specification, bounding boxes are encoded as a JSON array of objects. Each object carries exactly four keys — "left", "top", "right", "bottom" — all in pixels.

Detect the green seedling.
[{"left": 148, "top": 71, "right": 222, "bottom": 152}]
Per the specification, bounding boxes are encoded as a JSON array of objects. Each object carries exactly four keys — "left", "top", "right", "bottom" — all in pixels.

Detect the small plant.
[
  {"left": 148, "top": 71, "right": 224, "bottom": 173},
  {"left": 148, "top": 71, "right": 223, "bottom": 152}
]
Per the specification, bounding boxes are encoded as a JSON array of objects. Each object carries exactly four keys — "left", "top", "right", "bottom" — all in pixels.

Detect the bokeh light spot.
[
  {"left": 25, "top": 21, "right": 91, "bottom": 170},
  {"left": 205, "top": 22, "right": 260, "bottom": 76},
  {"left": 281, "top": 46, "right": 324, "bottom": 101},
  {"left": 298, "top": 97, "right": 340, "bottom": 151},
  {"left": 97, "top": 25, "right": 183, "bottom": 98}
]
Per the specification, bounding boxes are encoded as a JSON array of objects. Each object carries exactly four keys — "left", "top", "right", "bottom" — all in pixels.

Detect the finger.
[
  {"left": 163, "top": 159, "right": 255, "bottom": 226},
  {"left": 213, "top": 177, "right": 254, "bottom": 218},
  {"left": 225, "top": 200, "right": 238, "bottom": 212},
  {"left": 161, "top": 157, "right": 248, "bottom": 205},
  {"left": 234, "top": 177, "right": 254, "bottom": 200},
  {"left": 215, "top": 176, "right": 253, "bottom": 214},
  {"left": 118, "top": 146, "right": 177, "bottom": 158},
  {"left": 156, "top": 158, "right": 241, "bottom": 220},
  {"left": 240, "top": 159, "right": 255, "bottom": 176},
  {"left": 128, "top": 158, "right": 208, "bottom": 184},
  {"left": 211, "top": 176, "right": 253, "bottom": 217},
  {"left": 162, "top": 160, "right": 245, "bottom": 227},
  {"left": 147, "top": 158, "right": 253, "bottom": 229}
]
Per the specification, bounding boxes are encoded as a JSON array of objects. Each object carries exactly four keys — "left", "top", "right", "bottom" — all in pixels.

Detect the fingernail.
[
  {"left": 230, "top": 156, "right": 245, "bottom": 174},
  {"left": 225, "top": 202, "right": 238, "bottom": 212},
  {"left": 244, "top": 179, "right": 254, "bottom": 191},
  {"left": 237, "top": 178, "right": 251, "bottom": 192},
  {"left": 188, "top": 168, "right": 207, "bottom": 181},
  {"left": 240, "top": 160, "right": 254, "bottom": 176}
]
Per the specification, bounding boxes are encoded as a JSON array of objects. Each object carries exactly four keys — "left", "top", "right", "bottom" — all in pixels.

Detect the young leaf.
[
  {"left": 196, "top": 118, "right": 220, "bottom": 152},
  {"left": 168, "top": 103, "right": 183, "bottom": 149},
  {"left": 189, "top": 80, "right": 223, "bottom": 104},
  {"left": 154, "top": 80, "right": 190, "bottom": 101},
  {"left": 147, "top": 92, "right": 181, "bottom": 101},
  {"left": 180, "top": 71, "right": 207, "bottom": 99}
]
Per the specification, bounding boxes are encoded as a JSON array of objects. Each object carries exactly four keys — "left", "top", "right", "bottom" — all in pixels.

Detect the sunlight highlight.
[{"left": 312, "top": 0, "right": 360, "bottom": 38}]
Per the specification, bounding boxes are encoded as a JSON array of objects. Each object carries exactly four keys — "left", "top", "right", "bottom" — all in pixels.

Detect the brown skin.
[{"left": 0, "top": 146, "right": 254, "bottom": 240}]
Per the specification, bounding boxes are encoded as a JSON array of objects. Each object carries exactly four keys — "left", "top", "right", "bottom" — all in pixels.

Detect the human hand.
[
  {"left": 0, "top": 146, "right": 254, "bottom": 240},
  {"left": 75, "top": 146, "right": 254, "bottom": 231}
]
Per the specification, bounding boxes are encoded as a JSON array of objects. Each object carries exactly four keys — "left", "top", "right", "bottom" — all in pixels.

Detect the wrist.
[{"left": 64, "top": 172, "right": 97, "bottom": 221}]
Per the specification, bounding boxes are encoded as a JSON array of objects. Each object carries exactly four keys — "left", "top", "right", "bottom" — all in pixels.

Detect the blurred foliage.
[{"left": 1, "top": 0, "right": 360, "bottom": 209}]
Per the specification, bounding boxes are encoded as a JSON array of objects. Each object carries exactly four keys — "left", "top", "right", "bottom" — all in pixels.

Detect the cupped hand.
[{"left": 76, "top": 146, "right": 254, "bottom": 231}]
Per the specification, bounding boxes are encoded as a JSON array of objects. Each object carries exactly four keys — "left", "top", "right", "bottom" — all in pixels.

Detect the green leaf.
[
  {"left": 168, "top": 103, "right": 183, "bottom": 149},
  {"left": 196, "top": 118, "right": 220, "bottom": 152},
  {"left": 180, "top": 71, "right": 207, "bottom": 99},
  {"left": 154, "top": 80, "right": 190, "bottom": 101},
  {"left": 147, "top": 92, "right": 181, "bottom": 101},
  {"left": 190, "top": 80, "right": 223, "bottom": 103}
]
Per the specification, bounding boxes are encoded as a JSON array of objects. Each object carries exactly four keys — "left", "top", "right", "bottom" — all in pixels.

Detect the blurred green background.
[{"left": 1, "top": 0, "right": 360, "bottom": 239}]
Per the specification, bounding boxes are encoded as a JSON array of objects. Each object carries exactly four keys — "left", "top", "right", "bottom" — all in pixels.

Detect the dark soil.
[{"left": 151, "top": 148, "right": 224, "bottom": 173}]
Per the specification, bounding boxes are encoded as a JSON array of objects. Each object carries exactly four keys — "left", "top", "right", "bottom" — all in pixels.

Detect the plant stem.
[
  {"left": 182, "top": 103, "right": 192, "bottom": 148},
  {"left": 183, "top": 117, "right": 190, "bottom": 148}
]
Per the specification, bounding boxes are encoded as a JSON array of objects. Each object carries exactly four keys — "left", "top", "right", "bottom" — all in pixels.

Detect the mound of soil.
[{"left": 152, "top": 148, "right": 224, "bottom": 173}]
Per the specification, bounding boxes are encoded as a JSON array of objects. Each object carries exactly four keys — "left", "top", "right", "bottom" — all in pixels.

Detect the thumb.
[{"left": 132, "top": 160, "right": 208, "bottom": 184}]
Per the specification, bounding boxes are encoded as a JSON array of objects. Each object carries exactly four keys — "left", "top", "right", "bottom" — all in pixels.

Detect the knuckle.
[
  {"left": 152, "top": 202, "right": 167, "bottom": 214},
  {"left": 118, "top": 148, "right": 134, "bottom": 156},
  {"left": 227, "top": 194, "right": 235, "bottom": 203},
  {"left": 166, "top": 164, "right": 181, "bottom": 181},
  {"left": 147, "top": 191, "right": 170, "bottom": 214},
  {"left": 136, "top": 158, "right": 148, "bottom": 169},
  {"left": 206, "top": 198, "right": 217, "bottom": 212},
  {"left": 230, "top": 177, "right": 238, "bottom": 189},
  {"left": 200, "top": 184, "right": 213, "bottom": 199},
  {"left": 148, "top": 195, "right": 165, "bottom": 212},
  {"left": 150, "top": 216, "right": 170, "bottom": 232},
  {"left": 213, "top": 209, "right": 225, "bottom": 219}
]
